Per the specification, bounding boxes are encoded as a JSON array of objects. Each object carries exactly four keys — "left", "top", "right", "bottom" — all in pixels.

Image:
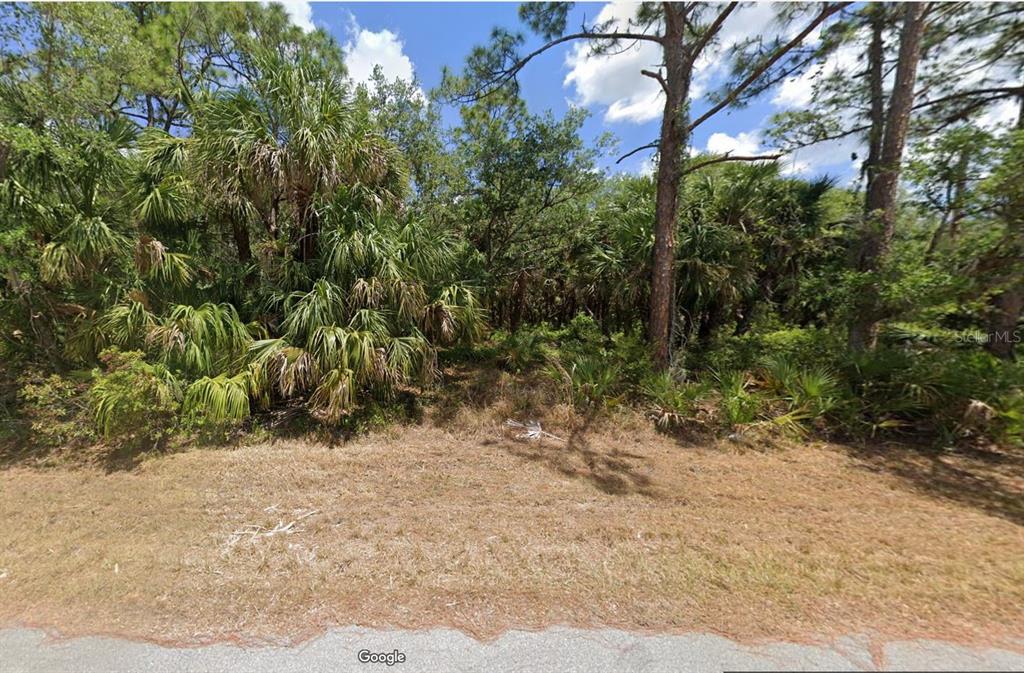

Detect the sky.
[{"left": 275, "top": 1, "right": 1017, "bottom": 182}]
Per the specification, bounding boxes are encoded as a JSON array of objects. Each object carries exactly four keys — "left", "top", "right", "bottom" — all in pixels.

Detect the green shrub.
[
  {"left": 993, "top": 392, "right": 1024, "bottom": 447},
  {"left": 90, "top": 348, "right": 181, "bottom": 450},
  {"left": 555, "top": 313, "right": 604, "bottom": 351},
  {"left": 545, "top": 353, "right": 623, "bottom": 409},
  {"left": 500, "top": 316, "right": 651, "bottom": 412},
  {"left": 761, "top": 356, "right": 842, "bottom": 421},
  {"left": 696, "top": 327, "right": 839, "bottom": 374},
  {"left": 840, "top": 347, "right": 1024, "bottom": 442},
  {"left": 183, "top": 373, "right": 251, "bottom": 423},
  {"left": 17, "top": 371, "right": 95, "bottom": 449},
  {"left": 790, "top": 368, "right": 841, "bottom": 419},
  {"left": 640, "top": 372, "right": 711, "bottom": 429},
  {"left": 715, "top": 371, "right": 763, "bottom": 427},
  {"left": 607, "top": 330, "right": 654, "bottom": 388},
  {"left": 495, "top": 328, "right": 556, "bottom": 373}
]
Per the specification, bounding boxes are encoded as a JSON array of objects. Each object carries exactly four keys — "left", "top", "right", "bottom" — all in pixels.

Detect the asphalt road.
[{"left": 3, "top": 626, "right": 1023, "bottom": 673}]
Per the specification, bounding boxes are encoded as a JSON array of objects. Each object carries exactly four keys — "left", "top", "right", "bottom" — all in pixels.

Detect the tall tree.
[
  {"left": 770, "top": 3, "right": 1024, "bottom": 351},
  {"left": 981, "top": 98, "right": 1024, "bottom": 358},
  {"left": 447, "top": 1, "right": 848, "bottom": 368},
  {"left": 441, "top": 88, "right": 603, "bottom": 327},
  {"left": 848, "top": 3, "right": 929, "bottom": 351},
  {"left": 357, "top": 67, "right": 444, "bottom": 200}
]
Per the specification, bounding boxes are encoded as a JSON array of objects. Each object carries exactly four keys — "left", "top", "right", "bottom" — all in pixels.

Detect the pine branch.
[
  {"left": 683, "top": 152, "right": 784, "bottom": 175},
  {"left": 688, "top": 2, "right": 851, "bottom": 133}
]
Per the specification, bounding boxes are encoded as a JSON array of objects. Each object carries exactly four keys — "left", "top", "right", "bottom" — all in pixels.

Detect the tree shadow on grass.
[
  {"left": 427, "top": 365, "right": 505, "bottom": 427},
  {"left": 843, "top": 442, "right": 1024, "bottom": 527},
  {"left": 0, "top": 435, "right": 158, "bottom": 473},
  {"left": 493, "top": 411, "right": 658, "bottom": 497}
]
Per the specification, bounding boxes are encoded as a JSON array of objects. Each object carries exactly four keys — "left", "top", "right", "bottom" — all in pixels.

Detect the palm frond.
[
  {"left": 308, "top": 367, "right": 355, "bottom": 424},
  {"left": 183, "top": 373, "right": 251, "bottom": 422}
]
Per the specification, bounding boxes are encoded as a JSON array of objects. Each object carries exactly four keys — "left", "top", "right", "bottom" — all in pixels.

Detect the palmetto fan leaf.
[
  {"left": 41, "top": 215, "right": 129, "bottom": 283},
  {"left": 384, "top": 333, "right": 437, "bottom": 387},
  {"left": 137, "top": 128, "right": 189, "bottom": 174},
  {"left": 308, "top": 367, "right": 355, "bottom": 424},
  {"left": 183, "top": 373, "right": 251, "bottom": 422},
  {"left": 133, "top": 175, "right": 192, "bottom": 227},
  {"left": 282, "top": 279, "right": 348, "bottom": 342},
  {"left": 248, "top": 338, "right": 319, "bottom": 400},
  {"left": 392, "top": 280, "right": 428, "bottom": 325},
  {"left": 323, "top": 225, "right": 402, "bottom": 283},
  {"left": 350, "top": 277, "right": 386, "bottom": 309},
  {"left": 63, "top": 215, "right": 129, "bottom": 261},
  {"left": 422, "top": 284, "right": 485, "bottom": 345},
  {"left": 98, "top": 300, "right": 156, "bottom": 349},
  {"left": 348, "top": 308, "right": 392, "bottom": 335},
  {"left": 39, "top": 242, "right": 82, "bottom": 283},
  {"left": 134, "top": 237, "right": 194, "bottom": 287},
  {"left": 149, "top": 303, "right": 251, "bottom": 376}
]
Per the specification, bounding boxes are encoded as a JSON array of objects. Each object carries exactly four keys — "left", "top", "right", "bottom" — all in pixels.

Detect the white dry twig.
[
  {"left": 504, "top": 419, "right": 565, "bottom": 443},
  {"left": 222, "top": 509, "right": 321, "bottom": 552}
]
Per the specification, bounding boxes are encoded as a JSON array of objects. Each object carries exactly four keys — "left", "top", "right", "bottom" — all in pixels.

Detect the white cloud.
[
  {"left": 563, "top": 2, "right": 802, "bottom": 125},
  {"left": 782, "top": 135, "right": 862, "bottom": 179},
  {"left": 981, "top": 99, "right": 1019, "bottom": 129},
  {"left": 563, "top": 2, "right": 665, "bottom": 124},
  {"left": 701, "top": 128, "right": 861, "bottom": 179},
  {"left": 691, "top": 3, "right": 786, "bottom": 96},
  {"left": 272, "top": 0, "right": 315, "bottom": 33},
  {"left": 915, "top": 30, "right": 1019, "bottom": 133},
  {"left": 342, "top": 16, "right": 420, "bottom": 95},
  {"left": 706, "top": 131, "right": 763, "bottom": 156},
  {"left": 773, "top": 41, "right": 861, "bottom": 108},
  {"left": 768, "top": 25, "right": 865, "bottom": 178}
]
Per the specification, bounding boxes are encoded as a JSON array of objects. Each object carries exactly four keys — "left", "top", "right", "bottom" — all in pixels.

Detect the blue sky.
[{"left": 282, "top": 1, "right": 863, "bottom": 179}]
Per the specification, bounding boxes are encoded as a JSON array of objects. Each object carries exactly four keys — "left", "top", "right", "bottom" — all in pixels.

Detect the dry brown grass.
[{"left": 1, "top": 370, "right": 1023, "bottom": 647}]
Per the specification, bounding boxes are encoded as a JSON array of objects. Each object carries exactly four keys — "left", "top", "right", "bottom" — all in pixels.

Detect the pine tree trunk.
[
  {"left": 860, "top": 5, "right": 886, "bottom": 201},
  {"left": 986, "top": 287, "right": 1024, "bottom": 359},
  {"left": 848, "top": 3, "right": 927, "bottom": 352},
  {"left": 984, "top": 95, "right": 1024, "bottom": 359},
  {"left": 649, "top": 3, "right": 691, "bottom": 370}
]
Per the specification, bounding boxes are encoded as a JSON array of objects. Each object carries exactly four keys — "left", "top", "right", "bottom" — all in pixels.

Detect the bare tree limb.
[
  {"left": 461, "top": 29, "right": 665, "bottom": 100},
  {"left": 687, "top": 2, "right": 739, "bottom": 63},
  {"left": 688, "top": 2, "right": 851, "bottom": 133},
  {"left": 913, "top": 85, "right": 1024, "bottom": 111},
  {"left": 641, "top": 69, "right": 668, "bottom": 95},
  {"left": 616, "top": 141, "right": 660, "bottom": 164},
  {"left": 683, "top": 152, "right": 784, "bottom": 175}
]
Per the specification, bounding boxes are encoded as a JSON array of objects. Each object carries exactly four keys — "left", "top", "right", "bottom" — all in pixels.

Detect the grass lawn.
[{"left": 1, "top": 391, "right": 1022, "bottom": 648}]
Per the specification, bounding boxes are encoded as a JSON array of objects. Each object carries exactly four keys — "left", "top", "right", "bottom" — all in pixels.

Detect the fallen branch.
[
  {"left": 504, "top": 419, "right": 565, "bottom": 442},
  {"left": 223, "top": 509, "right": 321, "bottom": 550}
]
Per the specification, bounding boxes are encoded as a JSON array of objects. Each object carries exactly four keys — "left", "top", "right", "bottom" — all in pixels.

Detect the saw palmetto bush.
[
  {"left": 640, "top": 372, "right": 712, "bottom": 430},
  {"left": 0, "top": 43, "right": 483, "bottom": 437},
  {"left": 239, "top": 209, "right": 484, "bottom": 425}
]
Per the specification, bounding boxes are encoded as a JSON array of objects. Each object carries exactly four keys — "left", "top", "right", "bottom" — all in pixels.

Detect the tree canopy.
[{"left": 2, "top": 2, "right": 1023, "bottom": 449}]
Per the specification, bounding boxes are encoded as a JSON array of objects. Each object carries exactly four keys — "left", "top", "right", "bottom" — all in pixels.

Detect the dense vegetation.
[{"left": 1, "top": 2, "right": 1023, "bottom": 453}]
